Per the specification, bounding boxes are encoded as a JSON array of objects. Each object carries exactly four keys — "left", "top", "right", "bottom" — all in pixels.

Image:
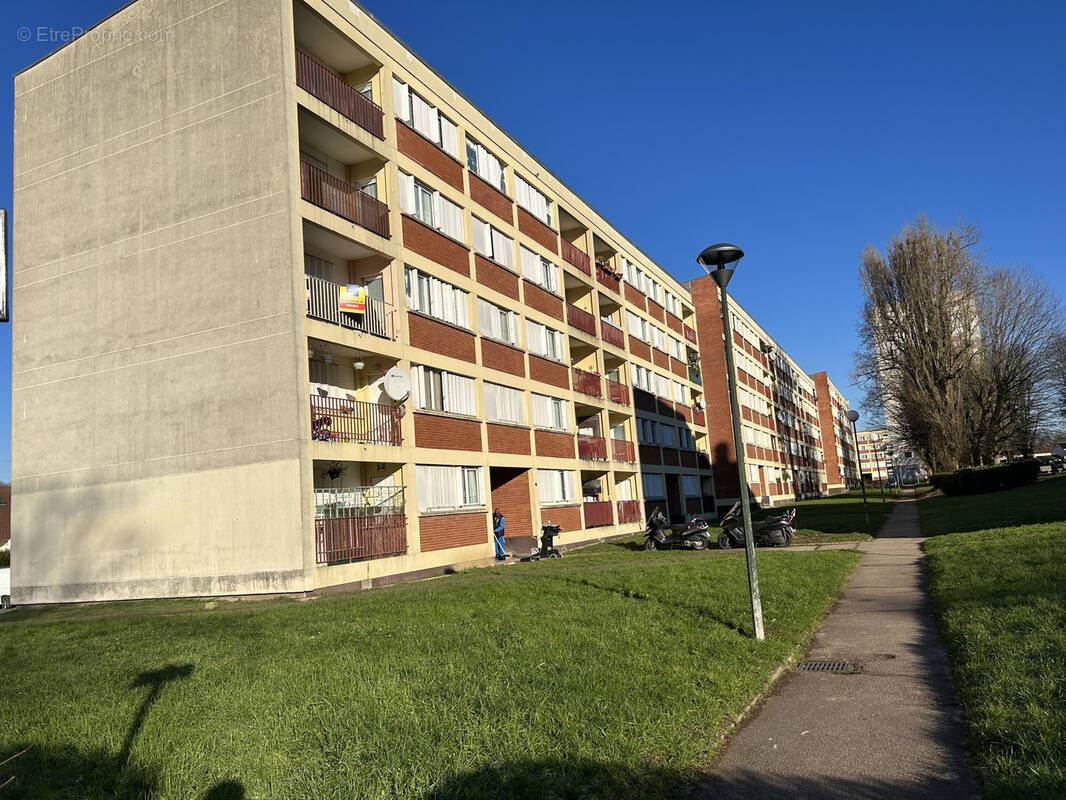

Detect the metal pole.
[
  {"left": 851, "top": 419, "right": 871, "bottom": 529},
  {"left": 719, "top": 286, "right": 765, "bottom": 641},
  {"left": 874, "top": 441, "right": 886, "bottom": 503}
]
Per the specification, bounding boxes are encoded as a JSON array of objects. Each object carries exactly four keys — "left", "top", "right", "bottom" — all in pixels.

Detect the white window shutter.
[
  {"left": 398, "top": 171, "right": 415, "bottom": 216},
  {"left": 439, "top": 116, "right": 458, "bottom": 158},
  {"left": 491, "top": 229, "right": 513, "bottom": 269},
  {"left": 393, "top": 78, "right": 410, "bottom": 123},
  {"left": 472, "top": 218, "right": 490, "bottom": 256}
]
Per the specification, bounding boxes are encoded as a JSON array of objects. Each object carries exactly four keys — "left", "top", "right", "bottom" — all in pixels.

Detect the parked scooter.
[
  {"left": 717, "top": 502, "right": 796, "bottom": 549},
  {"left": 530, "top": 522, "right": 562, "bottom": 560},
  {"left": 643, "top": 507, "right": 712, "bottom": 551}
]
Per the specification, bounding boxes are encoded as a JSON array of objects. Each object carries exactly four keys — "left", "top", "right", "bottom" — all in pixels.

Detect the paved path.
[{"left": 689, "top": 497, "right": 978, "bottom": 800}]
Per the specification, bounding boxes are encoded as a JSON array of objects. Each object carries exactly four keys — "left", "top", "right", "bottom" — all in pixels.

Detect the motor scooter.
[
  {"left": 717, "top": 502, "right": 795, "bottom": 549},
  {"left": 643, "top": 507, "right": 711, "bottom": 550}
]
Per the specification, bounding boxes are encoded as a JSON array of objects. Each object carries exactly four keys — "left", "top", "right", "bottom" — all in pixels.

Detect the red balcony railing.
[
  {"left": 572, "top": 368, "right": 602, "bottom": 398},
  {"left": 577, "top": 434, "right": 608, "bottom": 461},
  {"left": 583, "top": 500, "right": 614, "bottom": 528},
  {"left": 566, "top": 304, "right": 597, "bottom": 336},
  {"left": 600, "top": 320, "right": 625, "bottom": 349},
  {"left": 561, "top": 239, "right": 591, "bottom": 275},
  {"left": 596, "top": 262, "right": 621, "bottom": 293},
  {"left": 612, "top": 439, "right": 636, "bottom": 463},
  {"left": 617, "top": 499, "right": 642, "bottom": 525},
  {"left": 300, "top": 160, "right": 390, "bottom": 238},
  {"left": 683, "top": 324, "right": 698, "bottom": 344},
  {"left": 606, "top": 379, "right": 630, "bottom": 406},
  {"left": 296, "top": 49, "right": 385, "bottom": 139},
  {"left": 693, "top": 408, "right": 706, "bottom": 427},
  {"left": 314, "top": 486, "right": 406, "bottom": 564},
  {"left": 310, "top": 395, "right": 402, "bottom": 445}
]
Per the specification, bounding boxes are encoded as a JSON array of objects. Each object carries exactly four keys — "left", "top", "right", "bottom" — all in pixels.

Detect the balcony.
[
  {"left": 295, "top": 49, "right": 385, "bottom": 139},
  {"left": 306, "top": 275, "right": 394, "bottom": 339},
  {"left": 561, "top": 239, "right": 591, "bottom": 275},
  {"left": 688, "top": 366, "right": 702, "bottom": 386},
  {"left": 693, "top": 408, "right": 707, "bottom": 427},
  {"left": 617, "top": 499, "right": 642, "bottom": 525},
  {"left": 310, "top": 395, "right": 402, "bottom": 445},
  {"left": 606, "top": 378, "right": 630, "bottom": 406},
  {"left": 314, "top": 485, "right": 406, "bottom": 564},
  {"left": 600, "top": 320, "right": 625, "bottom": 349},
  {"left": 683, "top": 324, "right": 697, "bottom": 345},
  {"left": 572, "top": 368, "right": 602, "bottom": 398},
  {"left": 583, "top": 500, "right": 614, "bottom": 529},
  {"left": 300, "top": 160, "right": 390, "bottom": 238},
  {"left": 611, "top": 439, "right": 636, "bottom": 463},
  {"left": 566, "top": 304, "right": 597, "bottom": 336},
  {"left": 596, "top": 263, "right": 621, "bottom": 294},
  {"left": 577, "top": 434, "right": 608, "bottom": 461}
]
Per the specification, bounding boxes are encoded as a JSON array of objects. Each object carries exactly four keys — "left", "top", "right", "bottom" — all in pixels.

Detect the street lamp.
[
  {"left": 697, "top": 242, "right": 764, "bottom": 641},
  {"left": 871, "top": 435, "right": 887, "bottom": 503},
  {"left": 846, "top": 409, "right": 871, "bottom": 529}
]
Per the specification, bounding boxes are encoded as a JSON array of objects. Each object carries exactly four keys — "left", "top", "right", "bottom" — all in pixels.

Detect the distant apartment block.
[{"left": 856, "top": 429, "right": 892, "bottom": 483}]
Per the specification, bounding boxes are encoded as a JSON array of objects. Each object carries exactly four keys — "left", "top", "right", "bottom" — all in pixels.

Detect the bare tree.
[
  {"left": 854, "top": 217, "right": 981, "bottom": 472},
  {"left": 1051, "top": 333, "right": 1066, "bottom": 419}
]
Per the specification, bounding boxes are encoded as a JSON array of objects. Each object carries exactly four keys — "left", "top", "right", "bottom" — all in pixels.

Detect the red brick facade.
[
  {"left": 522, "top": 281, "right": 564, "bottom": 321},
  {"left": 419, "top": 512, "right": 488, "bottom": 552},
  {"left": 652, "top": 349, "right": 670, "bottom": 370},
  {"left": 534, "top": 429, "right": 575, "bottom": 459},
  {"left": 517, "top": 207, "right": 558, "bottom": 254},
  {"left": 490, "top": 469, "right": 533, "bottom": 543},
  {"left": 629, "top": 338, "right": 651, "bottom": 362},
  {"left": 486, "top": 423, "right": 532, "bottom": 455},
  {"left": 529, "top": 354, "right": 569, "bottom": 390},
  {"left": 414, "top": 413, "right": 482, "bottom": 451},
  {"left": 401, "top": 215, "right": 470, "bottom": 277},
  {"left": 646, "top": 299, "right": 665, "bottom": 323},
  {"left": 408, "top": 313, "right": 477, "bottom": 363},
  {"left": 670, "top": 357, "right": 688, "bottom": 379},
  {"left": 469, "top": 173, "right": 513, "bottom": 226},
  {"left": 666, "top": 312, "right": 683, "bottom": 334},
  {"left": 624, "top": 282, "right": 646, "bottom": 309},
  {"left": 480, "top": 338, "right": 525, "bottom": 377},
  {"left": 475, "top": 255, "right": 519, "bottom": 300},
  {"left": 662, "top": 448, "right": 680, "bottom": 466},
  {"left": 639, "top": 444, "right": 662, "bottom": 465},
  {"left": 542, "top": 504, "right": 581, "bottom": 532},
  {"left": 396, "top": 121, "right": 464, "bottom": 191}
]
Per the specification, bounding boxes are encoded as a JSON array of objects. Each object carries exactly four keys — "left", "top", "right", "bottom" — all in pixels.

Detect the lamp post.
[
  {"left": 872, "top": 436, "right": 887, "bottom": 503},
  {"left": 846, "top": 409, "right": 871, "bottom": 529},
  {"left": 697, "top": 243, "right": 764, "bottom": 641}
]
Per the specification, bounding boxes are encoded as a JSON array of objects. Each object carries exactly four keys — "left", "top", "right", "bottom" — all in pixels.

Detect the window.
[
  {"left": 412, "top": 366, "right": 476, "bottom": 416},
  {"left": 537, "top": 469, "right": 575, "bottom": 505},
  {"left": 665, "top": 292, "right": 680, "bottom": 317},
  {"left": 657, "top": 424, "right": 676, "bottom": 447},
  {"left": 304, "top": 253, "right": 334, "bottom": 282},
  {"left": 477, "top": 298, "right": 519, "bottom": 346},
  {"left": 637, "top": 418, "right": 656, "bottom": 443},
  {"left": 646, "top": 277, "right": 663, "bottom": 305},
  {"left": 531, "top": 393, "right": 568, "bottom": 431},
  {"left": 630, "top": 364, "right": 652, "bottom": 392},
  {"left": 682, "top": 475, "right": 700, "bottom": 497},
  {"left": 526, "top": 320, "right": 564, "bottom": 362},
  {"left": 484, "top": 382, "right": 525, "bottom": 425},
  {"left": 471, "top": 217, "right": 514, "bottom": 270},
  {"left": 650, "top": 326, "right": 666, "bottom": 352},
  {"left": 626, "top": 311, "right": 649, "bottom": 342},
  {"left": 621, "top": 257, "right": 644, "bottom": 291},
  {"left": 746, "top": 463, "right": 760, "bottom": 483},
  {"left": 673, "top": 381, "right": 686, "bottom": 404},
  {"left": 466, "top": 138, "right": 506, "bottom": 193},
  {"left": 405, "top": 267, "right": 470, "bottom": 328},
  {"left": 309, "top": 359, "right": 339, "bottom": 386},
  {"left": 416, "top": 465, "right": 484, "bottom": 512},
  {"left": 669, "top": 337, "right": 685, "bottom": 361},
  {"left": 616, "top": 479, "right": 633, "bottom": 501},
  {"left": 679, "top": 427, "right": 695, "bottom": 450},
  {"left": 514, "top": 174, "right": 551, "bottom": 225},
  {"left": 655, "top": 373, "right": 671, "bottom": 399},
  {"left": 393, "top": 78, "right": 459, "bottom": 157},
  {"left": 398, "top": 171, "right": 464, "bottom": 241},
  {"left": 519, "top": 246, "right": 558, "bottom": 293},
  {"left": 642, "top": 473, "right": 665, "bottom": 498}
]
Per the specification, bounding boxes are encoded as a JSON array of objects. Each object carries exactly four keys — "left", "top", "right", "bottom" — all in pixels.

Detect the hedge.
[{"left": 931, "top": 460, "right": 1040, "bottom": 496}]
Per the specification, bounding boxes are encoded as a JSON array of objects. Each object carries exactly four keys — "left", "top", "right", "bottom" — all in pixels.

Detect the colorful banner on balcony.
[{"left": 339, "top": 284, "right": 366, "bottom": 314}]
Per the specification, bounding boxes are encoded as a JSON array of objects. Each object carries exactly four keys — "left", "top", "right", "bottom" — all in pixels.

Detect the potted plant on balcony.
[{"left": 325, "top": 461, "right": 346, "bottom": 483}]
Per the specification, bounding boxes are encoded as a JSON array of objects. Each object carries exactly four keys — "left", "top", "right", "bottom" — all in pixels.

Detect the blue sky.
[{"left": 2, "top": 0, "right": 1065, "bottom": 481}]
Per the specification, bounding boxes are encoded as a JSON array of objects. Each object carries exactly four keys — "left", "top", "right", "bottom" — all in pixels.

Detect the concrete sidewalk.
[{"left": 689, "top": 497, "right": 977, "bottom": 800}]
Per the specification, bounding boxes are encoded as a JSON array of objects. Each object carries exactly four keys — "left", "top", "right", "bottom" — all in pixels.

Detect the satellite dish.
[{"left": 383, "top": 367, "right": 412, "bottom": 402}]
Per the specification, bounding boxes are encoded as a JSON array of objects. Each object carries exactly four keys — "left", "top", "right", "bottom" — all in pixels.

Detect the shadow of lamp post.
[{"left": 697, "top": 242, "right": 764, "bottom": 641}]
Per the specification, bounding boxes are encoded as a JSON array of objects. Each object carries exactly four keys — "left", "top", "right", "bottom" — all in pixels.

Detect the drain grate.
[{"left": 798, "top": 660, "right": 854, "bottom": 673}]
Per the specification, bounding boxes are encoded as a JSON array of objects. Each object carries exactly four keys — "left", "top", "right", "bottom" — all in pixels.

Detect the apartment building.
[
  {"left": 857, "top": 429, "right": 893, "bottom": 483},
  {"left": 690, "top": 277, "right": 833, "bottom": 512},
  {"left": 812, "top": 372, "right": 861, "bottom": 493},
  {"left": 10, "top": 0, "right": 714, "bottom": 603}
]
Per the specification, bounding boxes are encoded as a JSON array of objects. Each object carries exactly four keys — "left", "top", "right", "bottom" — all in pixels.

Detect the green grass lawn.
[
  {"left": 0, "top": 543, "right": 859, "bottom": 800},
  {"left": 921, "top": 476, "right": 1066, "bottom": 798}
]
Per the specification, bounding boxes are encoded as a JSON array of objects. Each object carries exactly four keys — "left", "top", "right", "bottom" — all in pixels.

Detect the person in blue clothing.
[{"left": 492, "top": 508, "right": 507, "bottom": 560}]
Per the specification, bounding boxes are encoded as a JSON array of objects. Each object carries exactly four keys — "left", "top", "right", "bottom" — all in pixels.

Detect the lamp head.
[
  {"left": 697, "top": 243, "right": 744, "bottom": 289},
  {"left": 847, "top": 409, "right": 860, "bottom": 423}
]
